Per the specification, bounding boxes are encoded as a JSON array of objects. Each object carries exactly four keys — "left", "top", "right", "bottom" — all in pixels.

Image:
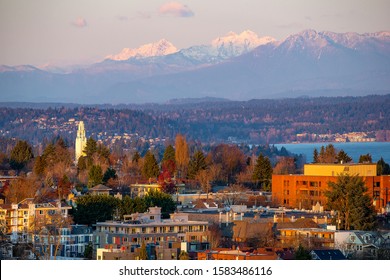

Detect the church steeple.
[{"left": 75, "top": 121, "right": 87, "bottom": 162}]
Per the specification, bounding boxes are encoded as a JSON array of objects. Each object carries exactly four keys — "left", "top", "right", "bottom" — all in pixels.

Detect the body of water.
[{"left": 274, "top": 142, "right": 390, "bottom": 163}]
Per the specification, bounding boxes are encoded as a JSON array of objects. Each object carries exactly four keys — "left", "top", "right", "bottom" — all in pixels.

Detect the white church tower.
[{"left": 75, "top": 121, "right": 87, "bottom": 162}]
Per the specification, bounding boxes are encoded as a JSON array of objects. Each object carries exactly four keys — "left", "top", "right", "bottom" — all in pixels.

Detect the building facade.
[
  {"left": 0, "top": 198, "right": 71, "bottom": 243},
  {"left": 272, "top": 163, "right": 390, "bottom": 212},
  {"left": 93, "top": 207, "right": 210, "bottom": 259}
]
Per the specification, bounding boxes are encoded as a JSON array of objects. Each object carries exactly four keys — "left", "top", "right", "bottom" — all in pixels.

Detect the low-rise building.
[
  {"left": 0, "top": 198, "right": 71, "bottom": 243},
  {"left": 93, "top": 207, "right": 210, "bottom": 259},
  {"left": 272, "top": 163, "right": 390, "bottom": 212}
]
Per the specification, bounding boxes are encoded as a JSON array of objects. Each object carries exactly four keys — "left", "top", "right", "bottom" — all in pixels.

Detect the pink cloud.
[
  {"left": 71, "top": 17, "right": 88, "bottom": 28},
  {"left": 159, "top": 2, "right": 194, "bottom": 17}
]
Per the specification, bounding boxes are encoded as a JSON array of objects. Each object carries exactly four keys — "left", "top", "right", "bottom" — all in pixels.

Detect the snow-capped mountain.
[
  {"left": 104, "top": 30, "right": 275, "bottom": 64},
  {"left": 106, "top": 39, "right": 178, "bottom": 61},
  {"left": 1, "top": 29, "right": 389, "bottom": 104},
  {"left": 211, "top": 30, "right": 276, "bottom": 58}
]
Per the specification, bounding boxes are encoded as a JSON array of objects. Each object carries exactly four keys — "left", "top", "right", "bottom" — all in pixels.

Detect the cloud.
[
  {"left": 71, "top": 17, "right": 88, "bottom": 28},
  {"left": 159, "top": 2, "right": 194, "bottom": 17}
]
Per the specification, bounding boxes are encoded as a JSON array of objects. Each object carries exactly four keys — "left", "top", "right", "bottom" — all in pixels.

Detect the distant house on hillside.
[{"left": 88, "top": 184, "right": 112, "bottom": 196}]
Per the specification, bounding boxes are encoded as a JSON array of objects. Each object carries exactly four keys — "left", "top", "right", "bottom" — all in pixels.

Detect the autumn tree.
[
  {"left": 195, "top": 169, "right": 212, "bottom": 199},
  {"left": 325, "top": 174, "right": 377, "bottom": 230},
  {"left": 37, "top": 139, "right": 73, "bottom": 195},
  {"left": 29, "top": 209, "right": 73, "bottom": 260},
  {"left": 209, "top": 144, "right": 246, "bottom": 183},
  {"left": 132, "top": 152, "right": 141, "bottom": 164},
  {"left": 158, "top": 170, "right": 176, "bottom": 194},
  {"left": 175, "top": 134, "right": 189, "bottom": 178},
  {"left": 6, "top": 174, "right": 41, "bottom": 203},
  {"left": 273, "top": 157, "right": 296, "bottom": 175},
  {"left": 10, "top": 140, "right": 34, "bottom": 171}
]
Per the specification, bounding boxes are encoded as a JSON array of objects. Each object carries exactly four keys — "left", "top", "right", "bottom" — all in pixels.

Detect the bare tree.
[{"left": 29, "top": 206, "right": 72, "bottom": 260}]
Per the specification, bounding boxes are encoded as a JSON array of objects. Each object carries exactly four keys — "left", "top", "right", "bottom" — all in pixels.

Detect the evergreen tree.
[
  {"left": 252, "top": 154, "right": 273, "bottom": 190},
  {"left": 294, "top": 244, "right": 312, "bottom": 260},
  {"left": 359, "top": 153, "right": 372, "bottom": 163},
  {"left": 162, "top": 145, "right": 176, "bottom": 162},
  {"left": 187, "top": 150, "right": 207, "bottom": 179},
  {"left": 142, "top": 151, "right": 160, "bottom": 179},
  {"left": 161, "top": 145, "right": 176, "bottom": 175},
  {"left": 88, "top": 164, "right": 103, "bottom": 187},
  {"left": 102, "top": 167, "right": 117, "bottom": 184},
  {"left": 377, "top": 157, "right": 390, "bottom": 175},
  {"left": 72, "top": 195, "right": 120, "bottom": 225},
  {"left": 313, "top": 148, "right": 319, "bottom": 163},
  {"left": 318, "top": 144, "right": 337, "bottom": 163},
  {"left": 325, "top": 174, "right": 377, "bottom": 230},
  {"left": 336, "top": 150, "right": 352, "bottom": 163},
  {"left": 84, "top": 137, "right": 97, "bottom": 158},
  {"left": 144, "top": 190, "right": 176, "bottom": 218},
  {"left": 120, "top": 196, "right": 148, "bottom": 216},
  {"left": 10, "top": 140, "right": 34, "bottom": 170}
]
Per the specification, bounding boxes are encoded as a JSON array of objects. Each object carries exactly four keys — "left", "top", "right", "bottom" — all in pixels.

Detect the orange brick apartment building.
[{"left": 272, "top": 163, "right": 390, "bottom": 212}]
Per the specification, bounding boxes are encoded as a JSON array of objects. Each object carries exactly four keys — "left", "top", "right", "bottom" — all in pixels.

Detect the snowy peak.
[
  {"left": 211, "top": 30, "right": 275, "bottom": 48},
  {"left": 106, "top": 39, "right": 178, "bottom": 61},
  {"left": 211, "top": 30, "right": 276, "bottom": 57},
  {"left": 282, "top": 29, "right": 331, "bottom": 51}
]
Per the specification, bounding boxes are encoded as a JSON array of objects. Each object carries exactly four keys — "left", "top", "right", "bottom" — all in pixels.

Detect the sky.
[{"left": 1, "top": 0, "right": 389, "bottom": 67}]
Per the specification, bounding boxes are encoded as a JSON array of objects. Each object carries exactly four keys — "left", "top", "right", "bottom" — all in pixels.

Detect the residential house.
[
  {"left": 88, "top": 184, "right": 112, "bottom": 196},
  {"left": 335, "top": 231, "right": 385, "bottom": 259}
]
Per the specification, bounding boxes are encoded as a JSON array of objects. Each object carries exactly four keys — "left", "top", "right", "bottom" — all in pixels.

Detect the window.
[
  {"left": 150, "top": 216, "right": 154, "bottom": 220},
  {"left": 309, "top": 181, "right": 318, "bottom": 187}
]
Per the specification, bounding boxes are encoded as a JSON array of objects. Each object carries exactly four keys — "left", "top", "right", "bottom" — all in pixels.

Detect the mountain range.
[{"left": 1, "top": 29, "right": 389, "bottom": 104}]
